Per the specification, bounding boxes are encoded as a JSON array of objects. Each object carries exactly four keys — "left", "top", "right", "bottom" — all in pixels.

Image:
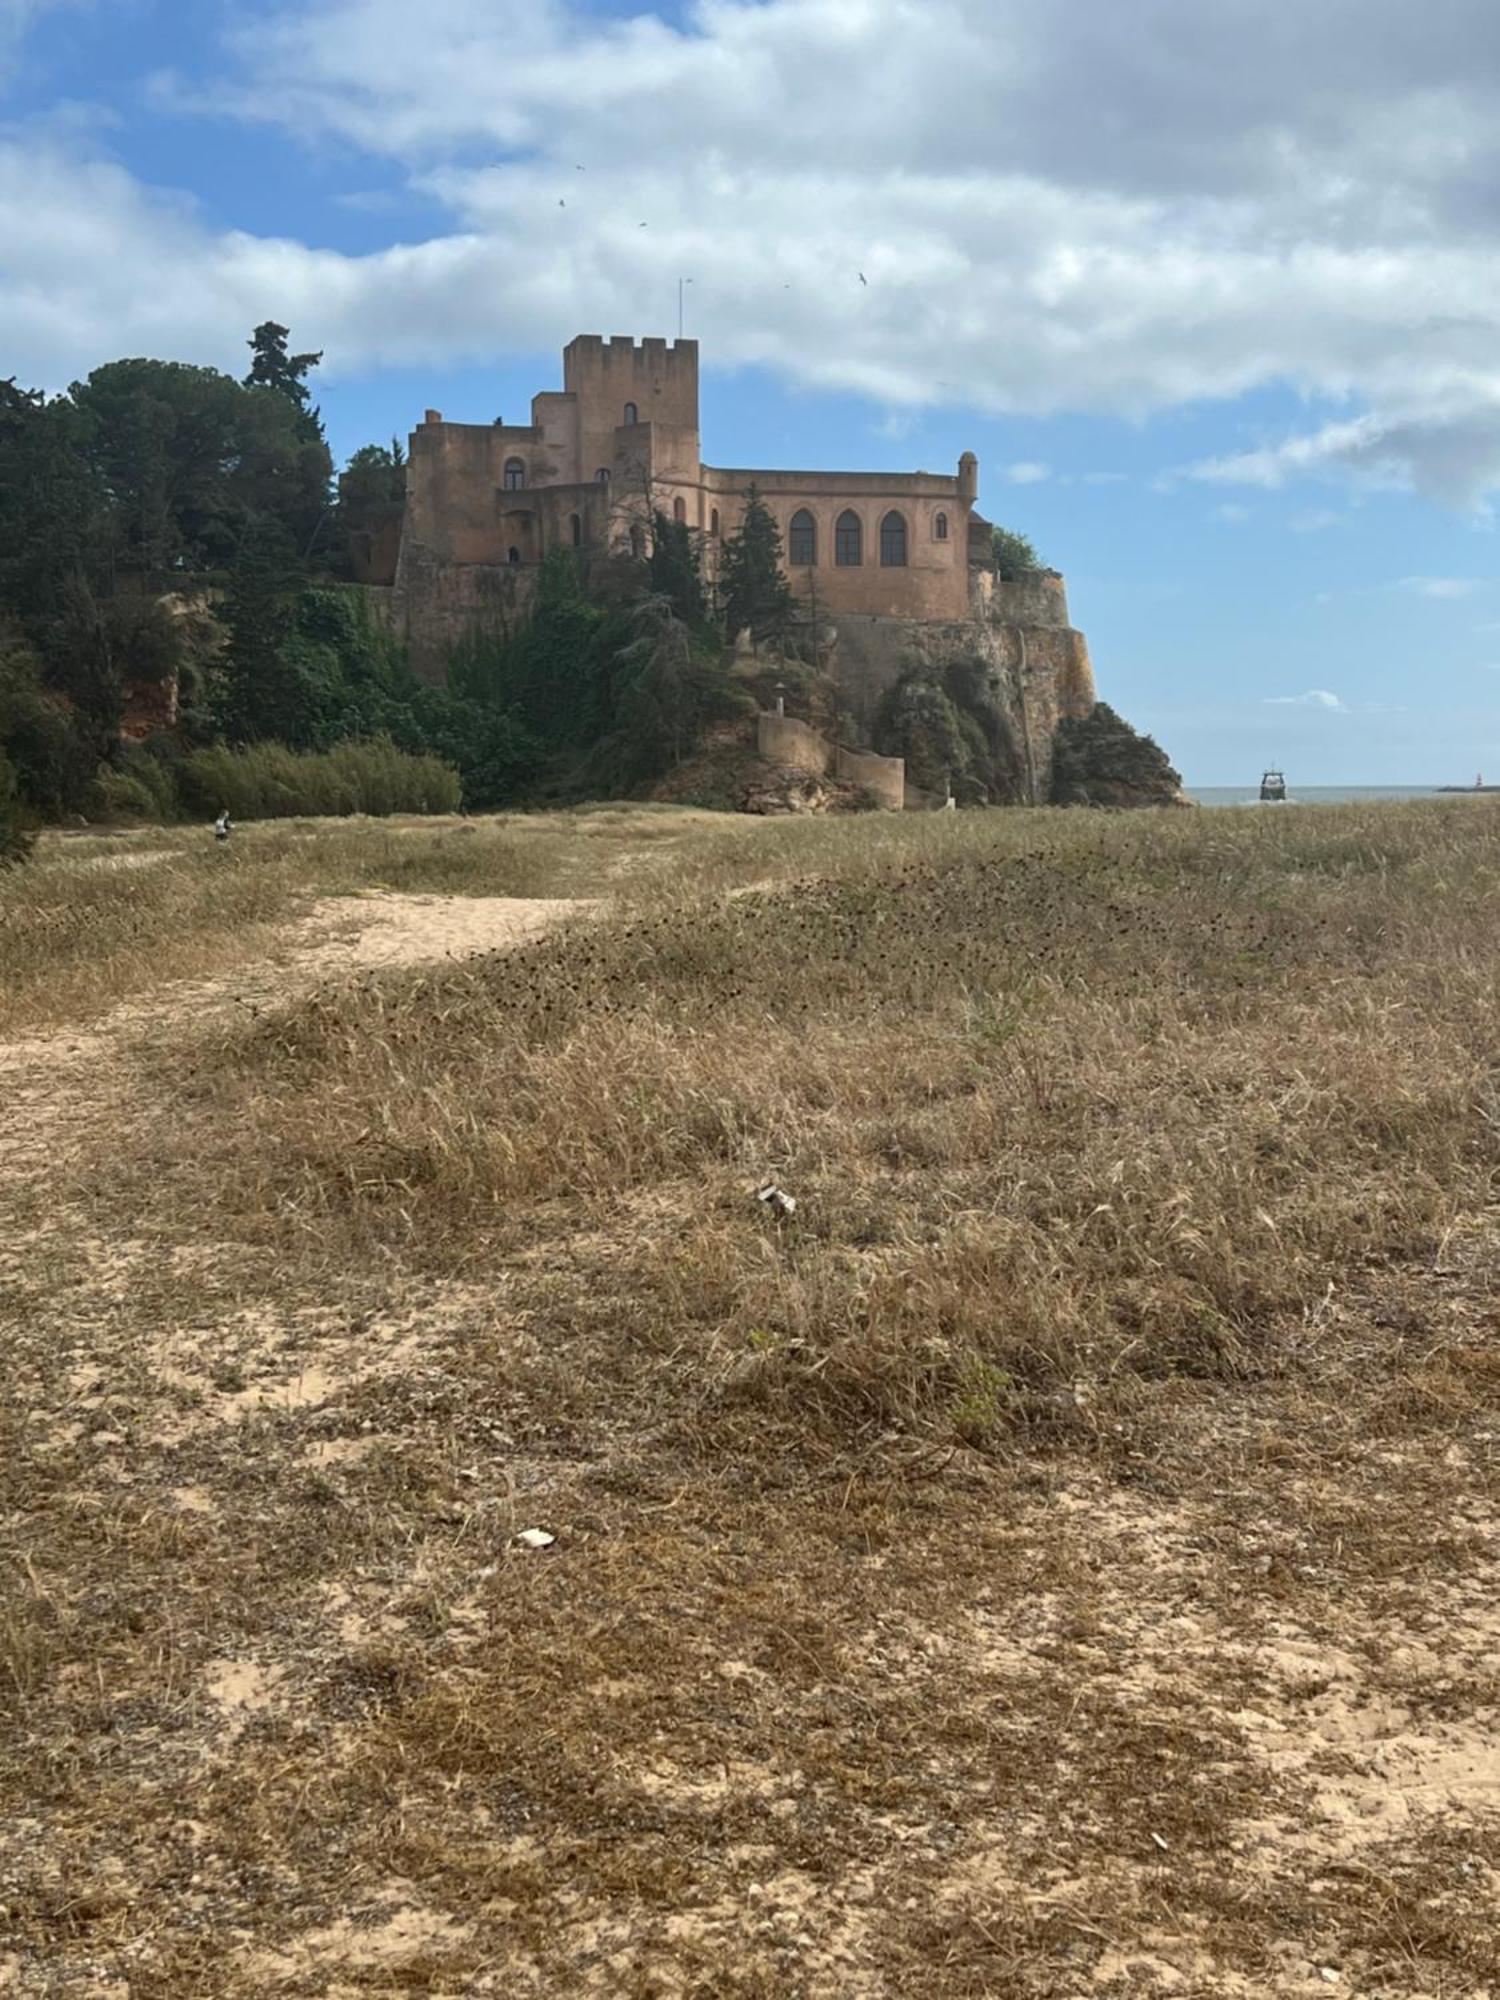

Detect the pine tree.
[
  {"left": 720, "top": 485, "right": 793, "bottom": 645},
  {"left": 245, "top": 322, "right": 325, "bottom": 443}
]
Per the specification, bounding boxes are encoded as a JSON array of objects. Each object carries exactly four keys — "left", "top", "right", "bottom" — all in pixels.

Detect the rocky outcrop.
[
  {"left": 742, "top": 765, "right": 875, "bottom": 815},
  {"left": 1050, "top": 702, "right": 1192, "bottom": 809},
  {"left": 119, "top": 674, "right": 179, "bottom": 743}
]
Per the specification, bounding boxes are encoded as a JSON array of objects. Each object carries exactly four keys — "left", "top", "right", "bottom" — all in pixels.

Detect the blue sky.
[{"left": 6, "top": 0, "right": 1500, "bottom": 783}]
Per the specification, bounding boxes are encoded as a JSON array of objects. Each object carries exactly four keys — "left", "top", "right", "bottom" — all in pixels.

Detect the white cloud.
[
  {"left": 1398, "top": 576, "right": 1484, "bottom": 599},
  {"left": 1212, "top": 502, "right": 1250, "bottom": 523},
  {"left": 8, "top": 0, "right": 1500, "bottom": 508},
  {"left": 1290, "top": 508, "right": 1345, "bottom": 532},
  {"left": 1266, "top": 690, "right": 1346, "bottom": 709},
  {"left": 1004, "top": 461, "right": 1050, "bottom": 484},
  {"left": 1082, "top": 471, "right": 1128, "bottom": 485}
]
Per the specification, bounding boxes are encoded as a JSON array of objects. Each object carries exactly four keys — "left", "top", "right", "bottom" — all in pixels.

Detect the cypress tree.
[
  {"left": 648, "top": 511, "right": 707, "bottom": 629},
  {"left": 720, "top": 485, "right": 793, "bottom": 645}
]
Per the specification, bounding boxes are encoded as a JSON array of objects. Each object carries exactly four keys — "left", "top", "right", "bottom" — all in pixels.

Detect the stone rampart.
[
  {"left": 378, "top": 554, "right": 538, "bottom": 682},
  {"left": 755, "top": 713, "right": 905, "bottom": 810},
  {"left": 834, "top": 744, "right": 906, "bottom": 811},
  {"left": 985, "top": 572, "right": 1071, "bottom": 629},
  {"left": 757, "top": 713, "right": 832, "bottom": 777}
]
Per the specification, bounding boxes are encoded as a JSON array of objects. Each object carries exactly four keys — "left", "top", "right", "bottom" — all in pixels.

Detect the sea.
[{"left": 1189, "top": 785, "right": 1485, "bottom": 809}]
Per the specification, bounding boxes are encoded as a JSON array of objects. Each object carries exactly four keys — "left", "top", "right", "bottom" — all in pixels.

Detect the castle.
[
  {"left": 362, "top": 335, "right": 1098, "bottom": 802},
  {"left": 363, "top": 334, "right": 983, "bottom": 625}
]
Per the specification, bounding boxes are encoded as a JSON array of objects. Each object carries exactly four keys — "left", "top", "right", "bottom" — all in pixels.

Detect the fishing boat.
[{"left": 1259, "top": 768, "right": 1287, "bottom": 802}]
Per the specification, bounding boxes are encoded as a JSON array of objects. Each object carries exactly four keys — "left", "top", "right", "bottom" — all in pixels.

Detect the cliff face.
[{"left": 825, "top": 571, "right": 1097, "bottom": 804}]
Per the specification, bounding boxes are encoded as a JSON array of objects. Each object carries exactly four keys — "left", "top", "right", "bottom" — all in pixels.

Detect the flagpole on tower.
[{"left": 678, "top": 277, "right": 692, "bottom": 339}]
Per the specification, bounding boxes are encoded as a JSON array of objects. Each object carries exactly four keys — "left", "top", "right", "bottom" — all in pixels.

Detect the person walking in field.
[{"left": 214, "top": 810, "right": 232, "bottom": 845}]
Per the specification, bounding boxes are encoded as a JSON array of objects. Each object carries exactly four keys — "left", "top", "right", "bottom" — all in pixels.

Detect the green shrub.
[
  {"left": 90, "top": 746, "right": 181, "bottom": 822},
  {"left": 991, "top": 525, "right": 1046, "bottom": 579},
  {"left": 175, "top": 737, "right": 460, "bottom": 821},
  {"left": 0, "top": 747, "right": 36, "bottom": 865}
]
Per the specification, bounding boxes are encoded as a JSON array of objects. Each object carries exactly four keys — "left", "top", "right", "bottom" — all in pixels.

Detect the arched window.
[
  {"left": 503, "top": 458, "right": 526, "bottom": 491},
  {"left": 570, "top": 513, "right": 582, "bottom": 547},
  {"left": 711, "top": 508, "right": 720, "bottom": 538},
  {"left": 623, "top": 402, "right": 638, "bottom": 426},
  {"left": 673, "top": 496, "right": 687, "bottom": 524},
  {"left": 596, "top": 467, "right": 611, "bottom": 484},
  {"left": 934, "top": 511, "right": 949, "bottom": 542},
  {"left": 880, "top": 511, "right": 908, "bottom": 567},
  {"left": 630, "top": 523, "right": 646, "bottom": 558},
  {"left": 835, "top": 510, "right": 862, "bottom": 567},
  {"left": 788, "top": 509, "right": 817, "bottom": 567},
  {"left": 507, "top": 546, "right": 521, "bottom": 566}
]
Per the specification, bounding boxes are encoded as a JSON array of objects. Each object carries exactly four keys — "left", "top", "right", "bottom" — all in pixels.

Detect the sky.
[{"left": 5, "top": 1, "right": 1500, "bottom": 782}]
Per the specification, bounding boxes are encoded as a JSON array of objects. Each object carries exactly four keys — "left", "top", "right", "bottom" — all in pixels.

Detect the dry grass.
[
  {"left": 3, "top": 796, "right": 1500, "bottom": 1996},
  {"left": 0, "top": 804, "right": 755, "bottom": 1035}
]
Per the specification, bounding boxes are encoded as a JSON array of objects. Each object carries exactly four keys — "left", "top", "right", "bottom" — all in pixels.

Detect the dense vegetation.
[{"left": 0, "top": 325, "right": 432, "bottom": 840}]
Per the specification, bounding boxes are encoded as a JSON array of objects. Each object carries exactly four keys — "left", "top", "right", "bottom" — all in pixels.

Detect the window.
[
  {"left": 935, "top": 511, "right": 949, "bottom": 542},
  {"left": 673, "top": 496, "right": 687, "bottom": 523},
  {"left": 789, "top": 509, "right": 817, "bottom": 567},
  {"left": 630, "top": 523, "right": 646, "bottom": 558},
  {"left": 711, "top": 508, "right": 720, "bottom": 538},
  {"left": 570, "top": 513, "right": 582, "bottom": 547},
  {"left": 507, "top": 546, "right": 521, "bottom": 566},
  {"left": 624, "top": 402, "right": 638, "bottom": 426},
  {"left": 596, "top": 467, "right": 611, "bottom": 484},
  {"left": 503, "top": 458, "right": 526, "bottom": 491},
  {"left": 835, "top": 510, "right": 862, "bottom": 567},
  {"left": 880, "top": 511, "right": 908, "bottom": 567}
]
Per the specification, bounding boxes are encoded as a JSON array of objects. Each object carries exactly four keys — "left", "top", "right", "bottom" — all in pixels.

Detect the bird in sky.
[
  {"left": 858, "top": 272, "right": 868, "bottom": 285},
  {"left": 558, "top": 198, "right": 566, "bottom": 207}
]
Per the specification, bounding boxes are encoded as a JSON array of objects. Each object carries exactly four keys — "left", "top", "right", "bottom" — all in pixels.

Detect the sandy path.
[
  {"left": 0, "top": 893, "right": 587, "bottom": 1186},
  {"left": 290, "top": 891, "right": 584, "bottom": 976}
]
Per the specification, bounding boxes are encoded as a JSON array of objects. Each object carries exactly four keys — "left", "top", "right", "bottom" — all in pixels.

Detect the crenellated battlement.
[{"left": 565, "top": 334, "right": 698, "bottom": 362}]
